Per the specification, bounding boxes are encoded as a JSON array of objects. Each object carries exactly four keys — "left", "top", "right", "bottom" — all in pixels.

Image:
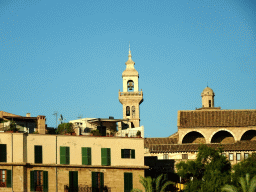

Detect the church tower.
[
  {"left": 201, "top": 86, "right": 215, "bottom": 108},
  {"left": 119, "top": 47, "right": 143, "bottom": 127}
]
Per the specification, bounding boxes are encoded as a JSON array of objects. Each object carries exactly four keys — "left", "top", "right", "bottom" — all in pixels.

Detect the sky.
[{"left": 0, "top": 0, "right": 255, "bottom": 138}]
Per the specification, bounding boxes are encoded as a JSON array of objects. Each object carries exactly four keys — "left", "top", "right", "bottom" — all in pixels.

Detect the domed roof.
[{"left": 201, "top": 86, "right": 214, "bottom": 96}]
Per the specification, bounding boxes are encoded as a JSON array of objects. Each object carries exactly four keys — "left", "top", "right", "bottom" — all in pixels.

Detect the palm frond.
[
  {"left": 239, "top": 176, "right": 247, "bottom": 192},
  {"left": 221, "top": 184, "right": 238, "bottom": 192},
  {"left": 248, "top": 175, "right": 256, "bottom": 192},
  {"left": 160, "top": 181, "right": 175, "bottom": 192},
  {"left": 155, "top": 174, "right": 163, "bottom": 191}
]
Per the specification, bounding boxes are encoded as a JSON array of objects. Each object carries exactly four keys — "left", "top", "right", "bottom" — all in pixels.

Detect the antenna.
[
  {"left": 78, "top": 114, "right": 83, "bottom": 119},
  {"left": 53, "top": 111, "right": 58, "bottom": 129},
  {"left": 129, "top": 42, "right": 130, "bottom": 52},
  {"left": 207, "top": 82, "right": 208, "bottom": 87}
]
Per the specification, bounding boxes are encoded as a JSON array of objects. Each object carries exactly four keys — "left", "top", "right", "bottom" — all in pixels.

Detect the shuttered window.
[
  {"left": 30, "top": 170, "right": 48, "bottom": 191},
  {"left": 35, "top": 145, "right": 42, "bottom": 164},
  {"left": 0, "top": 169, "right": 11, "bottom": 187},
  {"left": 124, "top": 172, "right": 133, "bottom": 192},
  {"left": 0, "top": 144, "right": 7, "bottom": 162},
  {"left": 82, "top": 147, "right": 91, "bottom": 165},
  {"left": 91, "top": 172, "right": 104, "bottom": 191},
  {"left": 101, "top": 148, "right": 111, "bottom": 166},
  {"left": 60, "top": 146, "right": 70, "bottom": 164},
  {"left": 69, "top": 171, "right": 78, "bottom": 192}
]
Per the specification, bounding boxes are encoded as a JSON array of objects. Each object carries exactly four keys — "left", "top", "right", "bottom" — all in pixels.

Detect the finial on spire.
[
  {"left": 129, "top": 41, "right": 130, "bottom": 52},
  {"left": 207, "top": 82, "right": 208, "bottom": 87}
]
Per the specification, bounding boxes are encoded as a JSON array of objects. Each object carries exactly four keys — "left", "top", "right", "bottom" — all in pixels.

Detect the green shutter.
[
  {"left": 91, "top": 172, "right": 97, "bottom": 191},
  {"left": 124, "top": 173, "right": 133, "bottom": 192},
  {"left": 69, "top": 171, "right": 72, "bottom": 188},
  {"left": 66, "top": 147, "right": 70, "bottom": 164},
  {"left": 82, "top": 147, "right": 91, "bottom": 165},
  {"left": 60, "top": 146, "right": 66, "bottom": 164},
  {"left": 100, "top": 172, "right": 104, "bottom": 192},
  {"left": 101, "top": 148, "right": 107, "bottom": 166},
  {"left": 35, "top": 145, "right": 42, "bottom": 163},
  {"left": 121, "top": 149, "right": 124, "bottom": 158},
  {"left": 131, "top": 149, "right": 135, "bottom": 159},
  {"left": 82, "top": 147, "right": 86, "bottom": 165},
  {"left": 73, "top": 171, "right": 78, "bottom": 188},
  {"left": 43, "top": 171, "right": 48, "bottom": 192},
  {"left": 87, "top": 148, "right": 91, "bottom": 165},
  {"left": 107, "top": 148, "right": 111, "bottom": 166},
  {"left": 30, "top": 171, "right": 35, "bottom": 191},
  {"left": 7, "top": 170, "right": 12, "bottom": 188},
  {"left": 0, "top": 144, "right": 7, "bottom": 162}
]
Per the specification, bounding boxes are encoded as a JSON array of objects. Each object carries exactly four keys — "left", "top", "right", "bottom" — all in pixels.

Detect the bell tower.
[{"left": 119, "top": 46, "right": 143, "bottom": 127}]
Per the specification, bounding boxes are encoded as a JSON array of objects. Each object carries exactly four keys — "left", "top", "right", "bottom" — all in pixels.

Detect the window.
[
  {"left": 244, "top": 153, "right": 249, "bottom": 159},
  {"left": 126, "top": 106, "right": 130, "bottom": 116},
  {"left": 0, "top": 170, "right": 11, "bottom": 188},
  {"left": 60, "top": 146, "right": 70, "bottom": 164},
  {"left": 69, "top": 171, "right": 78, "bottom": 192},
  {"left": 0, "top": 144, "right": 7, "bottom": 162},
  {"left": 121, "top": 149, "right": 135, "bottom": 159},
  {"left": 124, "top": 172, "right": 133, "bottom": 192},
  {"left": 92, "top": 172, "right": 104, "bottom": 191},
  {"left": 34, "top": 145, "right": 42, "bottom": 164},
  {"left": 236, "top": 153, "right": 241, "bottom": 161},
  {"left": 163, "top": 154, "right": 168, "bottom": 159},
  {"left": 127, "top": 80, "right": 134, "bottom": 91},
  {"left": 82, "top": 147, "right": 91, "bottom": 165},
  {"left": 182, "top": 154, "right": 188, "bottom": 159},
  {"left": 209, "top": 100, "right": 211, "bottom": 107},
  {"left": 101, "top": 148, "right": 111, "bottom": 166},
  {"left": 30, "top": 171, "right": 48, "bottom": 191},
  {"left": 229, "top": 153, "right": 234, "bottom": 161}
]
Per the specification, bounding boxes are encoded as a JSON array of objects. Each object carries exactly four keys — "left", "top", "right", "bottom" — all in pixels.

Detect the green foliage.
[
  {"left": 91, "top": 129, "right": 102, "bottom": 136},
  {"left": 57, "top": 123, "right": 74, "bottom": 134},
  {"left": 176, "top": 145, "right": 231, "bottom": 192},
  {"left": 131, "top": 174, "right": 174, "bottom": 192},
  {"left": 8, "top": 121, "right": 19, "bottom": 131},
  {"left": 136, "top": 130, "right": 141, "bottom": 137},
  {"left": 222, "top": 173, "right": 256, "bottom": 192},
  {"left": 232, "top": 153, "right": 256, "bottom": 187}
]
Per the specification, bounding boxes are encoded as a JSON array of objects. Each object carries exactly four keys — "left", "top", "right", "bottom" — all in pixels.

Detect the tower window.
[
  {"left": 209, "top": 100, "right": 211, "bottom": 107},
  {"left": 127, "top": 80, "right": 134, "bottom": 92},
  {"left": 126, "top": 106, "right": 130, "bottom": 116},
  {"left": 132, "top": 106, "right": 135, "bottom": 117}
]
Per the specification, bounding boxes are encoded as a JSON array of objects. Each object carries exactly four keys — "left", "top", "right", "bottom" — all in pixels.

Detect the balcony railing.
[
  {"left": 64, "top": 185, "right": 111, "bottom": 192},
  {"left": 119, "top": 91, "right": 143, "bottom": 96}
]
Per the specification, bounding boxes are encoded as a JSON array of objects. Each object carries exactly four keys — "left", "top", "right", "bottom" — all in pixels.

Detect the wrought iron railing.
[{"left": 64, "top": 185, "right": 111, "bottom": 192}]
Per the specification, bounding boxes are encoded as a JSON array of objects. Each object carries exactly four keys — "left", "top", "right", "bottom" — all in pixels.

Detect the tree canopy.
[{"left": 176, "top": 145, "right": 231, "bottom": 192}]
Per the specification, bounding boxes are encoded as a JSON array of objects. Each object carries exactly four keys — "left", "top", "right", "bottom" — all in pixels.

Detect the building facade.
[
  {"left": 144, "top": 87, "right": 256, "bottom": 167},
  {"left": 0, "top": 133, "right": 147, "bottom": 192}
]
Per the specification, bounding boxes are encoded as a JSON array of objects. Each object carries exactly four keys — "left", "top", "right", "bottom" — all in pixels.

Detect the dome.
[{"left": 201, "top": 87, "right": 214, "bottom": 96}]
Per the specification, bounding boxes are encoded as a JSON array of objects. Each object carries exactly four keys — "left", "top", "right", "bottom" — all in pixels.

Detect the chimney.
[
  {"left": 26, "top": 113, "right": 31, "bottom": 117},
  {"left": 37, "top": 115, "right": 46, "bottom": 134}
]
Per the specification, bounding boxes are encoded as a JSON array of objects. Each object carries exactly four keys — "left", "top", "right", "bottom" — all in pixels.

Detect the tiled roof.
[
  {"left": 146, "top": 141, "right": 256, "bottom": 153},
  {"left": 144, "top": 137, "right": 178, "bottom": 148},
  {"left": 178, "top": 110, "right": 256, "bottom": 128}
]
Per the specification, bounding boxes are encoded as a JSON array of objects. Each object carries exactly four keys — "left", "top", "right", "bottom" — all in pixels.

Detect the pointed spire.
[{"left": 128, "top": 42, "right": 132, "bottom": 61}]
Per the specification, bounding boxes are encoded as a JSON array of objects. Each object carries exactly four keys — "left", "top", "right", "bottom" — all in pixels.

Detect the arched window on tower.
[
  {"left": 126, "top": 106, "right": 130, "bottom": 116},
  {"left": 209, "top": 100, "right": 211, "bottom": 107},
  {"left": 127, "top": 80, "right": 134, "bottom": 92},
  {"left": 132, "top": 106, "right": 135, "bottom": 118}
]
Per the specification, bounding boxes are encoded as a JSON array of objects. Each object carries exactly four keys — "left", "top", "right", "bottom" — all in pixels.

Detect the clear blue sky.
[{"left": 1, "top": 0, "right": 255, "bottom": 137}]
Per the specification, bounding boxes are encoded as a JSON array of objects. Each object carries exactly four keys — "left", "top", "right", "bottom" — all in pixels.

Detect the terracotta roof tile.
[{"left": 146, "top": 141, "right": 256, "bottom": 153}]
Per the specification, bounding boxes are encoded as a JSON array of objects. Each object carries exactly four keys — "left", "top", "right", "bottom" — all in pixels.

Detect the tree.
[
  {"left": 176, "top": 145, "right": 231, "bottom": 192},
  {"left": 232, "top": 153, "right": 256, "bottom": 187},
  {"left": 131, "top": 174, "right": 174, "bottom": 192},
  {"left": 222, "top": 173, "right": 256, "bottom": 192},
  {"left": 57, "top": 123, "right": 74, "bottom": 134}
]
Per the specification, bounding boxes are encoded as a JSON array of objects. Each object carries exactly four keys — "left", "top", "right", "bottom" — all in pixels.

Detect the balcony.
[{"left": 119, "top": 91, "right": 143, "bottom": 97}]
